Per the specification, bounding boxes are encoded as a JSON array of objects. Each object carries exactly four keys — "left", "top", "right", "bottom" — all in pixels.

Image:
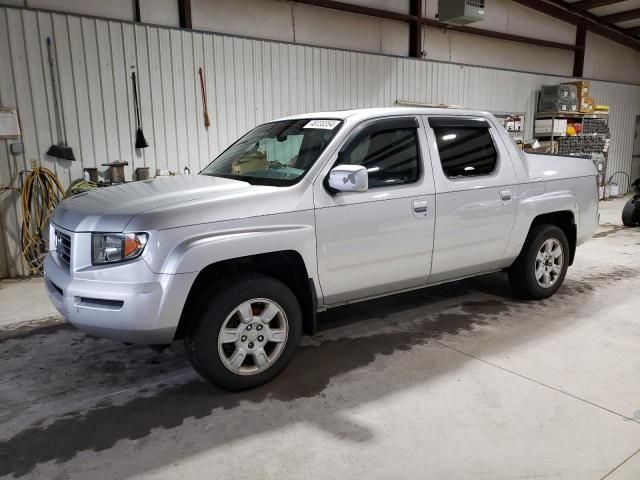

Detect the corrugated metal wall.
[{"left": 1, "top": 5, "right": 639, "bottom": 278}]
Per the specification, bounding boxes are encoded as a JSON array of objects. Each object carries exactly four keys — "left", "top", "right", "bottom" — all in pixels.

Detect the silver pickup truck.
[{"left": 44, "top": 107, "right": 599, "bottom": 390}]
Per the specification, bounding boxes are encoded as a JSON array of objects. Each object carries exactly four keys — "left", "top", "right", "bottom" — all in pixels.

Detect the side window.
[
  {"left": 340, "top": 126, "right": 420, "bottom": 188},
  {"left": 432, "top": 126, "right": 498, "bottom": 178}
]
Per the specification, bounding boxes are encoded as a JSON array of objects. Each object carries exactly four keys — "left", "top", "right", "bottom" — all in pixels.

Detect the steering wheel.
[{"left": 268, "top": 160, "right": 285, "bottom": 169}]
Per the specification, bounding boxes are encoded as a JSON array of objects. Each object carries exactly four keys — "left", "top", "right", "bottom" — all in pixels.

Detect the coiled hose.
[{"left": 21, "top": 167, "right": 64, "bottom": 273}]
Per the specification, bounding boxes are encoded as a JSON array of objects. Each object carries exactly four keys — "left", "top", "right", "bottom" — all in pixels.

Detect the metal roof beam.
[
  {"left": 600, "top": 8, "right": 640, "bottom": 24},
  {"left": 290, "top": 0, "right": 639, "bottom": 52},
  {"left": 288, "top": 0, "right": 415, "bottom": 23},
  {"left": 626, "top": 26, "right": 640, "bottom": 36},
  {"left": 290, "top": 0, "right": 577, "bottom": 51},
  {"left": 511, "top": 0, "right": 640, "bottom": 51},
  {"left": 421, "top": 18, "right": 577, "bottom": 50},
  {"left": 571, "top": 0, "right": 628, "bottom": 11},
  {"left": 511, "top": 0, "right": 579, "bottom": 23}
]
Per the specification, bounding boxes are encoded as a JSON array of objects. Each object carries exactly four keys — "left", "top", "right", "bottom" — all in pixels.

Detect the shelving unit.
[
  {"left": 534, "top": 112, "right": 610, "bottom": 190},
  {"left": 534, "top": 111, "right": 609, "bottom": 143}
]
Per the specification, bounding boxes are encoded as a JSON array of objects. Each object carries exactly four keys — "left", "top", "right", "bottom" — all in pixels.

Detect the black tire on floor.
[
  {"left": 508, "top": 224, "right": 570, "bottom": 300},
  {"left": 622, "top": 197, "right": 640, "bottom": 227},
  {"left": 184, "top": 272, "right": 302, "bottom": 391}
]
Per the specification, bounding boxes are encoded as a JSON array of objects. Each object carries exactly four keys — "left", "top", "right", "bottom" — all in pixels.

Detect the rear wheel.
[
  {"left": 509, "top": 224, "right": 569, "bottom": 300},
  {"left": 622, "top": 197, "right": 640, "bottom": 227},
  {"left": 184, "top": 273, "right": 302, "bottom": 391}
]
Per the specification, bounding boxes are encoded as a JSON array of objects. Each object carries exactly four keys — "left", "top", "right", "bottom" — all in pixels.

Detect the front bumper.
[{"left": 43, "top": 249, "right": 196, "bottom": 345}]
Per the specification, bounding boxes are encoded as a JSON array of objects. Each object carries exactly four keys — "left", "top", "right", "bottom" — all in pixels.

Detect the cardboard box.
[
  {"left": 579, "top": 95, "right": 594, "bottom": 113},
  {"left": 535, "top": 118, "right": 567, "bottom": 135},
  {"left": 565, "top": 81, "right": 590, "bottom": 99}
]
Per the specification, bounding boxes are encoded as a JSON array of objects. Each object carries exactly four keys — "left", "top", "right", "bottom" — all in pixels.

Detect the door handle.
[
  {"left": 412, "top": 199, "right": 428, "bottom": 216},
  {"left": 500, "top": 190, "right": 513, "bottom": 202}
]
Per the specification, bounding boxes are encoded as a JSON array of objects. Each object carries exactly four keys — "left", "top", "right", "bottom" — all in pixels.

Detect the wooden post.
[
  {"left": 573, "top": 19, "right": 587, "bottom": 78},
  {"left": 178, "top": 0, "right": 192, "bottom": 29},
  {"left": 409, "top": 0, "right": 423, "bottom": 58}
]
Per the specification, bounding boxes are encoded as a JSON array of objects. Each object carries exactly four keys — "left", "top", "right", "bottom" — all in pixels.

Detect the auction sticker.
[{"left": 304, "top": 119, "right": 340, "bottom": 130}]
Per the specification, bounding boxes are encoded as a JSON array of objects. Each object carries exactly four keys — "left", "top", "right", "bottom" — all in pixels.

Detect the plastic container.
[
  {"left": 136, "top": 167, "right": 150, "bottom": 180},
  {"left": 540, "top": 84, "right": 577, "bottom": 99},
  {"left": 538, "top": 97, "right": 578, "bottom": 113}
]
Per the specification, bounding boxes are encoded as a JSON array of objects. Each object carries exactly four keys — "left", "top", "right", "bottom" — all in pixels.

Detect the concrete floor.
[
  {"left": 1, "top": 196, "right": 639, "bottom": 479},
  {"left": 0, "top": 277, "right": 60, "bottom": 329}
]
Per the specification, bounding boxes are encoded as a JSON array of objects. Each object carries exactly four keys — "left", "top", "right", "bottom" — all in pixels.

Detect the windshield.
[{"left": 200, "top": 118, "right": 343, "bottom": 186}]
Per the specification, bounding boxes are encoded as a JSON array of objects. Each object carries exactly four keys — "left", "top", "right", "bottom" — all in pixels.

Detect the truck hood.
[{"left": 52, "top": 175, "right": 257, "bottom": 232}]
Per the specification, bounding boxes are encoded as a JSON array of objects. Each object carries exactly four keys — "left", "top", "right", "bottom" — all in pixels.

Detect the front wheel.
[
  {"left": 184, "top": 273, "right": 302, "bottom": 391},
  {"left": 509, "top": 224, "right": 570, "bottom": 300},
  {"left": 622, "top": 197, "right": 640, "bottom": 227}
]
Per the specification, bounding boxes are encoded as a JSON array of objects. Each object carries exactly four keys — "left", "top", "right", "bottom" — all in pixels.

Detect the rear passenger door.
[
  {"left": 314, "top": 116, "right": 436, "bottom": 305},
  {"left": 424, "top": 116, "right": 518, "bottom": 282}
]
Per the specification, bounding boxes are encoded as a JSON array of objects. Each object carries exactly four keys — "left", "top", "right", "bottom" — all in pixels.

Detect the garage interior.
[{"left": 1, "top": 0, "right": 640, "bottom": 478}]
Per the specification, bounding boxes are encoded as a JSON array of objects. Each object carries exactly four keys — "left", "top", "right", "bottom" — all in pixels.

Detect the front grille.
[{"left": 56, "top": 230, "right": 71, "bottom": 266}]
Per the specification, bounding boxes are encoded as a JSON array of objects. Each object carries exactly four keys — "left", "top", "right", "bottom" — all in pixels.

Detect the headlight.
[{"left": 92, "top": 233, "right": 148, "bottom": 265}]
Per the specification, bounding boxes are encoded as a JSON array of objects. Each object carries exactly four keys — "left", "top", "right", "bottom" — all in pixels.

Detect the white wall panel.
[
  {"left": 1, "top": 5, "right": 640, "bottom": 278},
  {"left": 192, "top": 0, "right": 295, "bottom": 43},
  {"left": 584, "top": 32, "right": 640, "bottom": 85},
  {"left": 28, "top": 0, "right": 134, "bottom": 21}
]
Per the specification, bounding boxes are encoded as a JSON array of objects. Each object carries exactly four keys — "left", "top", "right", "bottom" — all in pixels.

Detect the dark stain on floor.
[
  {"left": 0, "top": 322, "right": 69, "bottom": 344},
  {"left": 592, "top": 225, "right": 628, "bottom": 238},
  {"left": 0, "top": 296, "right": 501, "bottom": 477}
]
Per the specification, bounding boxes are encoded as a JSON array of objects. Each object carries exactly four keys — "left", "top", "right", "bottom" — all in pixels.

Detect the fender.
[
  {"left": 504, "top": 183, "right": 579, "bottom": 261},
  {"left": 144, "top": 209, "right": 319, "bottom": 284}
]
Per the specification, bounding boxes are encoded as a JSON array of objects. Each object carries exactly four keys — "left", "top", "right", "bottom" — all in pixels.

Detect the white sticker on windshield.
[{"left": 304, "top": 119, "right": 340, "bottom": 130}]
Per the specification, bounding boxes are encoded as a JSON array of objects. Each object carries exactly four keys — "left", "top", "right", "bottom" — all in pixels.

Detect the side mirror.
[{"left": 328, "top": 165, "right": 368, "bottom": 192}]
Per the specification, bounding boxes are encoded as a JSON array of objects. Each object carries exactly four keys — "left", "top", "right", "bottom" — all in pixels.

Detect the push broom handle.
[
  {"left": 131, "top": 72, "right": 141, "bottom": 128},
  {"left": 46, "top": 38, "right": 64, "bottom": 145}
]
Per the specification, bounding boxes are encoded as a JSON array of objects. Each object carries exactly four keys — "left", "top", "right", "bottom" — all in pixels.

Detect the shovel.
[
  {"left": 131, "top": 72, "right": 149, "bottom": 149},
  {"left": 46, "top": 37, "right": 75, "bottom": 161}
]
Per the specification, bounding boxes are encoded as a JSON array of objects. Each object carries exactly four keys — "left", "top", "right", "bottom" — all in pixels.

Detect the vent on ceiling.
[{"left": 438, "top": 0, "right": 486, "bottom": 26}]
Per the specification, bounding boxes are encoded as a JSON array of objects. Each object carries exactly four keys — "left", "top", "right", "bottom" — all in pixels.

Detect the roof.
[{"left": 276, "top": 106, "right": 494, "bottom": 123}]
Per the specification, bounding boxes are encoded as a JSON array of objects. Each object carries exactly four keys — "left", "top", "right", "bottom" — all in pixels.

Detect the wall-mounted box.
[
  {"left": 438, "top": 0, "right": 485, "bottom": 26},
  {"left": 0, "top": 108, "right": 21, "bottom": 138}
]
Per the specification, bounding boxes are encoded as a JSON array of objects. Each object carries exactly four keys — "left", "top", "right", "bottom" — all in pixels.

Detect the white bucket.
[{"left": 609, "top": 182, "right": 620, "bottom": 198}]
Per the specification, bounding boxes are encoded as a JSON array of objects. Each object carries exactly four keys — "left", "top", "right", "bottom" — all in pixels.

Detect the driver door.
[{"left": 313, "top": 116, "right": 436, "bottom": 305}]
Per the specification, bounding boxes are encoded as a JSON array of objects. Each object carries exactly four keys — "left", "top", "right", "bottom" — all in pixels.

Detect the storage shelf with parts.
[{"left": 533, "top": 112, "right": 610, "bottom": 191}]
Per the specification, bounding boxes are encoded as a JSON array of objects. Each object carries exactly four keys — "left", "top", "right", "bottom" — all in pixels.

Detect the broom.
[
  {"left": 131, "top": 72, "right": 149, "bottom": 149},
  {"left": 46, "top": 37, "right": 75, "bottom": 161}
]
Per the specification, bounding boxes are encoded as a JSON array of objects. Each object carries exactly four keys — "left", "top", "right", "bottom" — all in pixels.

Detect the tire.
[
  {"left": 184, "top": 272, "right": 302, "bottom": 391},
  {"left": 508, "top": 224, "right": 570, "bottom": 300},
  {"left": 622, "top": 197, "right": 640, "bottom": 227}
]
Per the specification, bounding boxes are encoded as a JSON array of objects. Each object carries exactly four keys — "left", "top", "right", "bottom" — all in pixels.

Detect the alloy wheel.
[
  {"left": 217, "top": 298, "right": 289, "bottom": 375},
  {"left": 535, "top": 238, "right": 564, "bottom": 288}
]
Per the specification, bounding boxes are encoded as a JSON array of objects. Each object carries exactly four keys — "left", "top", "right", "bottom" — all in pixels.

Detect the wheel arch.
[
  {"left": 528, "top": 210, "right": 577, "bottom": 265},
  {"left": 174, "top": 250, "right": 317, "bottom": 341}
]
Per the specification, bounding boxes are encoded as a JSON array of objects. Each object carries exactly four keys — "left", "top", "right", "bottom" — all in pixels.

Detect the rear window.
[{"left": 432, "top": 126, "right": 498, "bottom": 178}]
